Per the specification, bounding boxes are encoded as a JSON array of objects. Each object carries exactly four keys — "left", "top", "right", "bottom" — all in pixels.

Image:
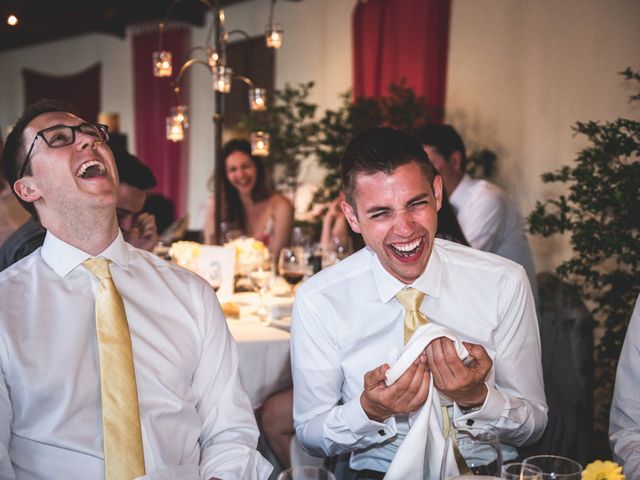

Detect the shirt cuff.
[
  {"left": 341, "top": 394, "right": 397, "bottom": 442},
  {"left": 454, "top": 382, "right": 505, "bottom": 423}
]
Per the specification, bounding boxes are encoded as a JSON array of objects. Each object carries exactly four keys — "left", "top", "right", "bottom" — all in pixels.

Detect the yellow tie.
[
  {"left": 83, "top": 257, "right": 146, "bottom": 480},
  {"left": 396, "top": 287, "right": 428, "bottom": 344}
]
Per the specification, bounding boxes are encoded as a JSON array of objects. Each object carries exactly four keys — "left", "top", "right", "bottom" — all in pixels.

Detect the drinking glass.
[
  {"left": 501, "top": 463, "right": 543, "bottom": 480},
  {"left": 276, "top": 466, "right": 336, "bottom": 480},
  {"left": 249, "top": 257, "right": 273, "bottom": 325},
  {"left": 278, "top": 246, "right": 308, "bottom": 295},
  {"left": 522, "top": 455, "right": 582, "bottom": 480},
  {"left": 440, "top": 426, "right": 502, "bottom": 479}
]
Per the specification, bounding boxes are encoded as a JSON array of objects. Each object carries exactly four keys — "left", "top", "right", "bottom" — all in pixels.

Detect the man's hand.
[
  {"left": 123, "top": 212, "right": 159, "bottom": 251},
  {"left": 360, "top": 354, "right": 430, "bottom": 422},
  {"left": 425, "top": 338, "right": 492, "bottom": 409}
]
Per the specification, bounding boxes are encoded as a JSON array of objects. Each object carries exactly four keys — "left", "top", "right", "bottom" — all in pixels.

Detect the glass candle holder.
[
  {"left": 249, "top": 88, "right": 267, "bottom": 111},
  {"left": 213, "top": 65, "right": 232, "bottom": 93},
  {"left": 251, "top": 131, "right": 270, "bottom": 156},
  {"left": 170, "top": 105, "right": 189, "bottom": 129},
  {"left": 265, "top": 25, "right": 283, "bottom": 49},
  {"left": 153, "top": 51, "right": 172, "bottom": 77},
  {"left": 166, "top": 115, "right": 184, "bottom": 142}
]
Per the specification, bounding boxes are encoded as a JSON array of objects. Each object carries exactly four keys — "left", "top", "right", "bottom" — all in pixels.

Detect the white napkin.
[{"left": 384, "top": 323, "right": 469, "bottom": 480}]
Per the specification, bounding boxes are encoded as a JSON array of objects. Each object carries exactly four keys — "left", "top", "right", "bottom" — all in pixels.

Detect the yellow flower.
[{"left": 582, "top": 460, "right": 625, "bottom": 480}]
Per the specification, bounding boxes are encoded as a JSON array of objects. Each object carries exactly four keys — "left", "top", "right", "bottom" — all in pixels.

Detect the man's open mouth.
[
  {"left": 389, "top": 237, "right": 425, "bottom": 258},
  {"left": 75, "top": 160, "right": 106, "bottom": 179}
]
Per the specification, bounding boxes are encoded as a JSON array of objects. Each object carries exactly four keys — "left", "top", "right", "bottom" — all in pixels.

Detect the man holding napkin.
[
  {"left": 291, "top": 127, "right": 547, "bottom": 478},
  {"left": 0, "top": 100, "right": 272, "bottom": 479}
]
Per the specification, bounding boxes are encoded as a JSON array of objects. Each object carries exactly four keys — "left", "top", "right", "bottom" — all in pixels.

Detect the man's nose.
[
  {"left": 76, "top": 132, "right": 98, "bottom": 151},
  {"left": 394, "top": 209, "right": 416, "bottom": 233}
]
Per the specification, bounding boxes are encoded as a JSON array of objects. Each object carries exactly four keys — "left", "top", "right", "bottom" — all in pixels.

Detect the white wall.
[
  {"left": 1, "top": 0, "right": 638, "bottom": 273},
  {"left": 446, "top": 0, "right": 640, "bottom": 272}
]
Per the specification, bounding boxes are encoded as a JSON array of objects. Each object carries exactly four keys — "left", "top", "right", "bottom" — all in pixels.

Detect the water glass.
[
  {"left": 440, "top": 426, "right": 502, "bottom": 479},
  {"left": 522, "top": 455, "right": 582, "bottom": 480},
  {"left": 248, "top": 257, "right": 273, "bottom": 324},
  {"left": 502, "top": 463, "right": 543, "bottom": 480},
  {"left": 276, "top": 466, "right": 336, "bottom": 480}
]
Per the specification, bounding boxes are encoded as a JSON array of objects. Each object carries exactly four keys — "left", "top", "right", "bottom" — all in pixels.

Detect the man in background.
[
  {"left": 0, "top": 136, "right": 30, "bottom": 245},
  {"left": 415, "top": 124, "right": 538, "bottom": 301},
  {"left": 0, "top": 148, "right": 158, "bottom": 271}
]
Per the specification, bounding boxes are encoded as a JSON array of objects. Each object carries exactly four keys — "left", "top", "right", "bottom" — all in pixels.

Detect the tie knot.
[
  {"left": 83, "top": 257, "right": 113, "bottom": 280},
  {"left": 396, "top": 287, "right": 425, "bottom": 313}
]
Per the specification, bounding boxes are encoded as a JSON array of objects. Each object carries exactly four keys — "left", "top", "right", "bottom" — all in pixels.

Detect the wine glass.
[
  {"left": 249, "top": 257, "right": 273, "bottom": 325},
  {"left": 440, "top": 426, "right": 502, "bottom": 479},
  {"left": 522, "top": 455, "right": 582, "bottom": 480},
  {"left": 278, "top": 246, "right": 308, "bottom": 295},
  {"left": 276, "top": 466, "right": 336, "bottom": 480},
  {"left": 502, "top": 463, "right": 542, "bottom": 480}
]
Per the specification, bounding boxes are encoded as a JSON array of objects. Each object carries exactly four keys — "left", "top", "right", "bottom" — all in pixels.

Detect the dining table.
[{"left": 224, "top": 291, "right": 293, "bottom": 410}]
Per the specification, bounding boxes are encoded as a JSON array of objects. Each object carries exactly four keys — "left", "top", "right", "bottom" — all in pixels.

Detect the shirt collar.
[
  {"left": 41, "top": 230, "right": 130, "bottom": 277},
  {"left": 371, "top": 242, "right": 443, "bottom": 304},
  {"left": 449, "top": 173, "right": 473, "bottom": 212}
]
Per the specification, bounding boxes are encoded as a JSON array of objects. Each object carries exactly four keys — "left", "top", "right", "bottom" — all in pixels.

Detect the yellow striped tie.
[
  {"left": 83, "top": 257, "right": 146, "bottom": 480},
  {"left": 396, "top": 287, "right": 428, "bottom": 344}
]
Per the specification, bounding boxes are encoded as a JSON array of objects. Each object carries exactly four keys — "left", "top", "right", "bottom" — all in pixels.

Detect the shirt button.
[{"left": 378, "top": 429, "right": 386, "bottom": 436}]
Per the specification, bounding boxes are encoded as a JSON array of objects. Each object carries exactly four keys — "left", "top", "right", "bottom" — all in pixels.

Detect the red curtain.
[
  {"left": 132, "top": 26, "right": 190, "bottom": 217},
  {"left": 352, "top": 0, "right": 451, "bottom": 122},
  {"left": 23, "top": 63, "right": 101, "bottom": 122}
]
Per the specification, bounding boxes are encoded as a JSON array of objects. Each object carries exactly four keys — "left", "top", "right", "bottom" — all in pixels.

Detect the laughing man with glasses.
[{"left": 0, "top": 99, "right": 272, "bottom": 479}]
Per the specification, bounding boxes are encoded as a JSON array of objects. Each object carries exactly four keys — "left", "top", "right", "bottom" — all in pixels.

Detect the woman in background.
[{"left": 203, "top": 139, "right": 294, "bottom": 259}]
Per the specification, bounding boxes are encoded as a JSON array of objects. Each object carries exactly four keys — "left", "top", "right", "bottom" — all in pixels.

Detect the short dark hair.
[
  {"left": 115, "top": 151, "right": 156, "bottom": 191},
  {"left": 3, "top": 99, "right": 78, "bottom": 216},
  {"left": 414, "top": 124, "right": 467, "bottom": 170},
  {"left": 340, "top": 127, "right": 437, "bottom": 208},
  {"left": 217, "top": 139, "right": 271, "bottom": 232}
]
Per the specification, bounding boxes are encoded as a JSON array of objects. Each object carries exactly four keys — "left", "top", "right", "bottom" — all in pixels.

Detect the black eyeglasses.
[{"left": 19, "top": 123, "right": 110, "bottom": 179}]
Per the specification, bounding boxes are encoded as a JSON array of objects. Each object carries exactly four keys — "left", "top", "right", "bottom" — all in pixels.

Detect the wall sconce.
[
  {"left": 251, "top": 131, "right": 270, "bottom": 156},
  {"left": 153, "top": 50, "right": 173, "bottom": 77},
  {"left": 213, "top": 65, "right": 233, "bottom": 93}
]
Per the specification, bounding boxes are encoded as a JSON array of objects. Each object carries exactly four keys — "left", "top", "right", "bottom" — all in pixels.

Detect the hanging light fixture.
[
  {"left": 251, "top": 131, "right": 270, "bottom": 156},
  {"left": 166, "top": 115, "right": 185, "bottom": 142},
  {"left": 265, "top": 25, "right": 283, "bottom": 49},
  {"left": 212, "top": 65, "right": 233, "bottom": 93},
  {"left": 248, "top": 87, "right": 267, "bottom": 111},
  {"left": 153, "top": 51, "right": 173, "bottom": 77},
  {"left": 153, "top": 23, "right": 173, "bottom": 77}
]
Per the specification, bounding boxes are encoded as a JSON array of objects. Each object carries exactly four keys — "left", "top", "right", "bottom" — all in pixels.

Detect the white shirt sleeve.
[
  {"left": 193, "top": 279, "right": 273, "bottom": 480},
  {"left": 291, "top": 292, "right": 396, "bottom": 457},
  {"left": 453, "top": 266, "right": 548, "bottom": 447},
  {"left": 610, "top": 294, "right": 640, "bottom": 477},
  {"left": 459, "top": 188, "right": 509, "bottom": 253},
  {"left": 0, "top": 365, "right": 16, "bottom": 479}
]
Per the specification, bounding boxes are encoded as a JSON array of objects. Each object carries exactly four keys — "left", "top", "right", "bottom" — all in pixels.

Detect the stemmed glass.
[
  {"left": 248, "top": 257, "right": 273, "bottom": 325},
  {"left": 522, "top": 455, "right": 582, "bottom": 480},
  {"left": 440, "top": 426, "right": 502, "bottom": 479},
  {"left": 502, "top": 463, "right": 543, "bottom": 480},
  {"left": 276, "top": 466, "right": 336, "bottom": 480},
  {"left": 278, "top": 246, "right": 309, "bottom": 295}
]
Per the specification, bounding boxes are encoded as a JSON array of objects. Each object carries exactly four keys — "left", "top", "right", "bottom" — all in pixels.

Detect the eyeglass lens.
[{"left": 41, "top": 123, "right": 107, "bottom": 148}]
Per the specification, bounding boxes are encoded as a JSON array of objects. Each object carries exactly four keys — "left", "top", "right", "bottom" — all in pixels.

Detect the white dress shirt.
[
  {"left": 610, "top": 293, "right": 640, "bottom": 477},
  {"left": 0, "top": 231, "right": 272, "bottom": 480},
  {"left": 449, "top": 174, "right": 538, "bottom": 303},
  {"left": 291, "top": 239, "right": 547, "bottom": 473}
]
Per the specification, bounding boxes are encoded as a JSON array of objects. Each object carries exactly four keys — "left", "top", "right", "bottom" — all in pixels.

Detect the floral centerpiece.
[
  {"left": 582, "top": 460, "right": 625, "bottom": 480},
  {"left": 223, "top": 237, "right": 269, "bottom": 275},
  {"left": 168, "top": 241, "right": 201, "bottom": 271}
]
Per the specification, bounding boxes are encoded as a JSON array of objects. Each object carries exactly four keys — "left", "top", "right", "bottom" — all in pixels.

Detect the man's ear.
[
  {"left": 433, "top": 175, "right": 443, "bottom": 211},
  {"left": 449, "top": 151, "right": 464, "bottom": 175},
  {"left": 13, "top": 178, "right": 41, "bottom": 204},
  {"left": 341, "top": 200, "right": 362, "bottom": 234}
]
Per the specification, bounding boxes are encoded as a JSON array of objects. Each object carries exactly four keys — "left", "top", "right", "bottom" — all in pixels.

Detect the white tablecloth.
[{"left": 226, "top": 293, "right": 293, "bottom": 409}]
